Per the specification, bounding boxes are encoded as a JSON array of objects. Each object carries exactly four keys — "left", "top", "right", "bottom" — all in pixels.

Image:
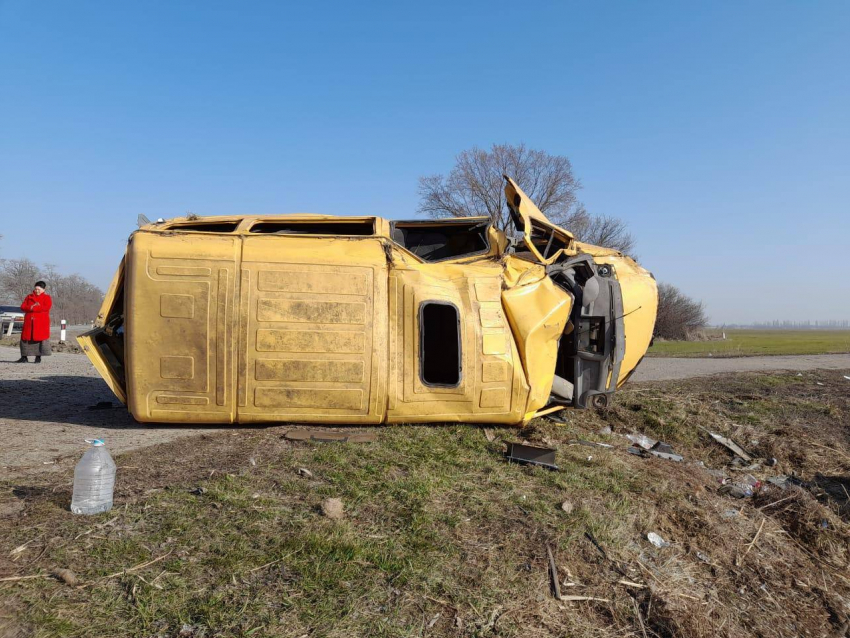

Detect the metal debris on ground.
[
  {"left": 647, "top": 532, "right": 670, "bottom": 548},
  {"left": 284, "top": 429, "right": 377, "bottom": 443},
  {"left": 627, "top": 444, "right": 683, "bottom": 462},
  {"left": 505, "top": 443, "right": 559, "bottom": 470},
  {"left": 546, "top": 543, "right": 562, "bottom": 599},
  {"left": 704, "top": 430, "right": 753, "bottom": 462},
  {"left": 626, "top": 433, "right": 657, "bottom": 450},
  {"left": 296, "top": 468, "right": 314, "bottom": 478}
]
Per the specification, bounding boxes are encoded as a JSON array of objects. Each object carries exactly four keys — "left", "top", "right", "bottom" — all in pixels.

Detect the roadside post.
[
  {"left": 60, "top": 319, "right": 67, "bottom": 343},
  {"left": 5, "top": 320, "right": 13, "bottom": 337}
]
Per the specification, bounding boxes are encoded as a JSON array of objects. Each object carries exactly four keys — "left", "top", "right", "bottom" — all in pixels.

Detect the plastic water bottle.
[{"left": 71, "top": 439, "right": 116, "bottom": 515}]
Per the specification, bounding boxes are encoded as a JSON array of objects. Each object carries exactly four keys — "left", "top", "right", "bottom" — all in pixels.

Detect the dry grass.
[{"left": 0, "top": 370, "right": 848, "bottom": 637}]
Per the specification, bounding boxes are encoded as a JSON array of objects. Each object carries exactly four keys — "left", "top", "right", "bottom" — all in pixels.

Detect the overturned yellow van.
[{"left": 79, "top": 177, "right": 657, "bottom": 426}]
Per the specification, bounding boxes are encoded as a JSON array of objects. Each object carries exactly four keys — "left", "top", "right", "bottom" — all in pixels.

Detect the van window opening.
[
  {"left": 250, "top": 220, "right": 375, "bottom": 235},
  {"left": 167, "top": 221, "right": 241, "bottom": 233},
  {"left": 419, "top": 302, "right": 461, "bottom": 386},
  {"left": 392, "top": 220, "right": 489, "bottom": 262}
]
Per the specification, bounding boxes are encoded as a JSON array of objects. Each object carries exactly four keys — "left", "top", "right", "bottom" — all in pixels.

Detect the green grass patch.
[{"left": 648, "top": 329, "right": 850, "bottom": 357}]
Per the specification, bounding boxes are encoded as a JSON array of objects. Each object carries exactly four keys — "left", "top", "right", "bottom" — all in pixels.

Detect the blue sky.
[{"left": 1, "top": 1, "right": 847, "bottom": 323}]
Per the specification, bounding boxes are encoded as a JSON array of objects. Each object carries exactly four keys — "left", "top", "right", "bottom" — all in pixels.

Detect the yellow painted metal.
[
  {"left": 84, "top": 192, "right": 657, "bottom": 426},
  {"left": 77, "top": 256, "right": 128, "bottom": 405},
  {"left": 503, "top": 177, "right": 575, "bottom": 264},
  {"left": 502, "top": 273, "right": 573, "bottom": 418}
]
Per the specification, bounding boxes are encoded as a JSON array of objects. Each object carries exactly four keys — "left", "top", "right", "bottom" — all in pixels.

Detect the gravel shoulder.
[{"left": 1, "top": 346, "right": 848, "bottom": 478}]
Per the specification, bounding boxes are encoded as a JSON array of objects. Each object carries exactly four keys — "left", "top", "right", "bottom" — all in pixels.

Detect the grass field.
[
  {"left": 1, "top": 371, "right": 849, "bottom": 637},
  {"left": 648, "top": 329, "right": 850, "bottom": 357}
]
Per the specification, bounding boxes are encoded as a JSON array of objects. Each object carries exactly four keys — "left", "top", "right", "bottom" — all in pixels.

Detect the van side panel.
[
  {"left": 238, "top": 237, "right": 388, "bottom": 424},
  {"left": 125, "top": 232, "right": 240, "bottom": 423},
  {"left": 386, "top": 257, "right": 527, "bottom": 424}
]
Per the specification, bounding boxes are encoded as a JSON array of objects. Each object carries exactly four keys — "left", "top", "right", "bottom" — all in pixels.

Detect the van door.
[{"left": 123, "top": 231, "right": 240, "bottom": 423}]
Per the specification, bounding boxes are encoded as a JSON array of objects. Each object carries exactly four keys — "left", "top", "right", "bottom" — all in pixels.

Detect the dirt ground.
[
  {"left": 0, "top": 349, "right": 225, "bottom": 479},
  {"left": 1, "top": 345, "right": 848, "bottom": 479}
]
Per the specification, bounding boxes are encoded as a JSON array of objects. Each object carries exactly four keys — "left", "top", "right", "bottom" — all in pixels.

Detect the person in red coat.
[{"left": 17, "top": 280, "right": 52, "bottom": 363}]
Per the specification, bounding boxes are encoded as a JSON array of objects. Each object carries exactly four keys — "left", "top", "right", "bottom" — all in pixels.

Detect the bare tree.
[
  {"left": 0, "top": 259, "right": 103, "bottom": 324},
  {"left": 0, "top": 258, "right": 39, "bottom": 304},
  {"left": 418, "top": 143, "right": 636, "bottom": 253},
  {"left": 654, "top": 282, "right": 708, "bottom": 340}
]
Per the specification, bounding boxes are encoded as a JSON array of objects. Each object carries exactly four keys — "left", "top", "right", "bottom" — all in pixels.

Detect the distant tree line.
[{"left": 0, "top": 257, "right": 104, "bottom": 325}]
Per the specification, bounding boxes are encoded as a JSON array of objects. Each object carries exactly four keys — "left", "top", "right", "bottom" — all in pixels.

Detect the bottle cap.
[{"left": 85, "top": 439, "right": 106, "bottom": 447}]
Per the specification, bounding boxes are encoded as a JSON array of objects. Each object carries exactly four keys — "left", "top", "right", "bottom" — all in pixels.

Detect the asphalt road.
[
  {"left": 631, "top": 353, "right": 850, "bottom": 382},
  {"left": 1, "top": 348, "right": 848, "bottom": 477}
]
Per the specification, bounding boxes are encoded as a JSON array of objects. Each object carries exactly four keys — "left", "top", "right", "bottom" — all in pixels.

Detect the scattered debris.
[
  {"left": 626, "top": 433, "right": 657, "bottom": 450},
  {"left": 505, "top": 443, "right": 558, "bottom": 471},
  {"left": 51, "top": 568, "right": 79, "bottom": 586},
  {"left": 284, "top": 429, "right": 377, "bottom": 443},
  {"left": 426, "top": 613, "right": 441, "bottom": 629},
  {"left": 597, "top": 425, "right": 612, "bottom": 435},
  {"left": 719, "top": 478, "right": 761, "bottom": 499},
  {"left": 296, "top": 468, "right": 314, "bottom": 479},
  {"left": 647, "top": 532, "right": 670, "bottom": 548},
  {"left": 696, "top": 551, "right": 711, "bottom": 564},
  {"left": 320, "top": 498, "right": 344, "bottom": 520},
  {"left": 248, "top": 457, "right": 257, "bottom": 466},
  {"left": 189, "top": 487, "right": 206, "bottom": 496},
  {"left": 627, "top": 444, "right": 683, "bottom": 462},
  {"left": 546, "top": 543, "right": 561, "bottom": 599},
  {"left": 816, "top": 382, "right": 825, "bottom": 386},
  {"left": 560, "top": 500, "right": 574, "bottom": 514},
  {"left": 704, "top": 430, "right": 752, "bottom": 462},
  {"left": 844, "top": 375, "right": 850, "bottom": 381},
  {"left": 482, "top": 428, "right": 496, "bottom": 442}
]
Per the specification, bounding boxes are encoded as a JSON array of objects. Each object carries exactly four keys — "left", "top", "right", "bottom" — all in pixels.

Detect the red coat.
[{"left": 21, "top": 293, "right": 52, "bottom": 341}]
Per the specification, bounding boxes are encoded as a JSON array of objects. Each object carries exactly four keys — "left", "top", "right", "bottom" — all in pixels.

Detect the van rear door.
[{"left": 122, "top": 231, "right": 241, "bottom": 423}]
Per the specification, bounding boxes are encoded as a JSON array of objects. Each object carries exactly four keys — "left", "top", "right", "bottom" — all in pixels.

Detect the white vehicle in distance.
[{"left": 0, "top": 305, "right": 25, "bottom": 336}]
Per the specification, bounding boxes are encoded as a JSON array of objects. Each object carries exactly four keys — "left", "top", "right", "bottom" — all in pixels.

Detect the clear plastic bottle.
[{"left": 70, "top": 439, "right": 116, "bottom": 515}]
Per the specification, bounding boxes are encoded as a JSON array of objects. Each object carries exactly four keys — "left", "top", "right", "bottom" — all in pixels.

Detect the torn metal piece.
[
  {"left": 626, "top": 433, "right": 657, "bottom": 450},
  {"left": 706, "top": 431, "right": 752, "bottom": 462},
  {"left": 546, "top": 543, "right": 562, "bottom": 599},
  {"left": 505, "top": 443, "right": 558, "bottom": 470},
  {"left": 284, "top": 429, "right": 377, "bottom": 443},
  {"left": 648, "top": 449, "right": 683, "bottom": 462}
]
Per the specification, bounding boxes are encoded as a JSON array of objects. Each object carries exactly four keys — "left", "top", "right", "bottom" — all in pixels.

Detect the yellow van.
[{"left": 80, "top": 177, "right": 657, "bottom": 426}]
